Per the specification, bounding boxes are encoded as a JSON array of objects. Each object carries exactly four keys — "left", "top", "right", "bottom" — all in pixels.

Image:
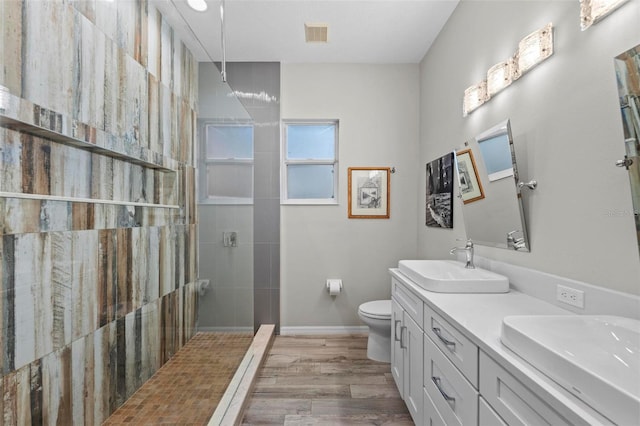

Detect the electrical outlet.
[{"left": 556, "top": 285, "right": 584, "bottom": 309}]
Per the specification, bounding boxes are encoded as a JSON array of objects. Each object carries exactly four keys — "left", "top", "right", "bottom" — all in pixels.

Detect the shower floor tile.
[{"left": 103, "top": 332, "right": 252, "bottom": 426}]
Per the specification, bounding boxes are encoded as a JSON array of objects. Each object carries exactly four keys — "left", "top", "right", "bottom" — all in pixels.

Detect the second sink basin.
[
  {"left": 397, "top": 260, "right": 509, "bottom": 293},
  {"left": 501, "top": 315, "right": 640, "bottom": 425}
]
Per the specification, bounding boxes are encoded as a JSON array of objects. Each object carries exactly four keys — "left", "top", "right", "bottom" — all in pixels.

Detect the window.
[
  {"left": 282, "top": 120, "right": 339, "bottom": 204},
  {"left": 200, "top": 123, "right": 254, "bottom": 204}
]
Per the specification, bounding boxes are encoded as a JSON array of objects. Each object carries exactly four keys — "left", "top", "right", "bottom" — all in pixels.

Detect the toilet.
[{"left": 358, "top": 300, "right": 392, "bottom": 362}]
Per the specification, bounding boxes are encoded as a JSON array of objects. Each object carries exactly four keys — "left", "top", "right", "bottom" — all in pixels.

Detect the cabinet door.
[
  {"left": 404, "top": 313, "right": 424, "bottom": 425},
  {"left": 479, "top": 396, "right": 507, "bottom": 426},
  {"left": 391, "top": 299, "right": 404, "bottom": 398},
  {"left": 479, "top": 351, "right": 571, "bottom": 426}
]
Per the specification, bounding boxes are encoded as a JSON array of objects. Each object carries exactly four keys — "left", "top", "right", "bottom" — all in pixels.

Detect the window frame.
[
  {"left": 199, "top": 120, "right": 255, "bottom": 205},
  {"left": 281, "top": 119, "right": 339, "bottom": 205}
]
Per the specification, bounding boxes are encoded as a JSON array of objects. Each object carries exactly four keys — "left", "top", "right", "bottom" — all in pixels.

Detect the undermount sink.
[
  {"left": 397, "top": 260, "right": 509, "bottom": 293},
  {"left": 501, "top": 315, "right": 640, "bottom": 425}
]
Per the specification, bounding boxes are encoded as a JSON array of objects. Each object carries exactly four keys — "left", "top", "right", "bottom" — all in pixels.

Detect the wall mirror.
[
  {"left": 614, "top": 43, "right": 640, "bottom": 252},
  {"left": 454, "top": 119, "right": 531, "bottom": 251}
]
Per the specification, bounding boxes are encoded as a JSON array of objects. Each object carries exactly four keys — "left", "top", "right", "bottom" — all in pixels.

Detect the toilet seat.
[{"left": 358, "top": 300, "right": 391, "bottom": 320}]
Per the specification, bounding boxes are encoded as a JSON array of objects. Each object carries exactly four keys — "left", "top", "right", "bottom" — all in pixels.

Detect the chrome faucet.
[{"left": 450, "top": 239, "right": 475, "bottom": 269}]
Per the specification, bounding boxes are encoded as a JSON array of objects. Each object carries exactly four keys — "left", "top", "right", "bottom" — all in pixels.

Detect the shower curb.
[{"left": 207, "top": 324, "right": 275, "bottom": 426}]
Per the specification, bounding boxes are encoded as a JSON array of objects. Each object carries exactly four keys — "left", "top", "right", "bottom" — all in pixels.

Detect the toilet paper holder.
[{"left": 326, "top": 279, "right": 343, "bottom": 296}]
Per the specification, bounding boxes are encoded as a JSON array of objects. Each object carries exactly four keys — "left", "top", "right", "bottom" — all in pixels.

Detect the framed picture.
[
  {"left": 426, "top": 153, "right": 454, "bottom": 228},
  {"left": 456, "top": 148, "right": 485, "bottom": 204},
  {"left": 348, "top": 167, "right": 390, "bottom": 219}
]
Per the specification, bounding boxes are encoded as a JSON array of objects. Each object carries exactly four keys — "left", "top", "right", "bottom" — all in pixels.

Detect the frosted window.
[
  {"left": 287, "top": 165, "right": 335, "bottom": 199},
  {"left": 282, "top": 120, "right": 339, "bottom": 204},
  {"left": 286, "top": 125, "right": 335, "bottom": 160},
  {"left": 206, "top": 125, "right": 253, "bottom": 159}
]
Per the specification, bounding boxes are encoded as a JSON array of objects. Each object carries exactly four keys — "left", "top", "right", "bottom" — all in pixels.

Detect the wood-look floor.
[{"left": 241, "top": 335, "right": 413, "bottom": 425}]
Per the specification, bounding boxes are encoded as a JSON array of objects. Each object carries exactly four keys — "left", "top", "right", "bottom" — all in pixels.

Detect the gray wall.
[
  {"left": 281, "top": 64, "right": 420, "bottom": 328},
  {"left": 419, "top": 0, "right": 640, "bottom": 295}
]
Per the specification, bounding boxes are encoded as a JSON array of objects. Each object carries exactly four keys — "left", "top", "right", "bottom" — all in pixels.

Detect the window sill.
[{"left": 281, "top": 199, "right": 339, "bottom": 206}]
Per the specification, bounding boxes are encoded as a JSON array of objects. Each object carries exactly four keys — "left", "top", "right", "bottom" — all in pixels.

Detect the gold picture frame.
[
  {"left": 456, "top": 149, "right": 485, "bottom": 204},
  {"left": 348, "top": 167, "right": 390, "bottom": 219}
]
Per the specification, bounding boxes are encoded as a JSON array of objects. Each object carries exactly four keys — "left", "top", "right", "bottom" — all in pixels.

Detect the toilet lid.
[{"left": 359, "top": 300, "right": 391, "bottom": 319}]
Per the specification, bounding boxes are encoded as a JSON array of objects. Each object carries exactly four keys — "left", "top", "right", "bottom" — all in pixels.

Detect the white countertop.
[{"left": 390, "top": 268, "right": 614, "bottom": 425}]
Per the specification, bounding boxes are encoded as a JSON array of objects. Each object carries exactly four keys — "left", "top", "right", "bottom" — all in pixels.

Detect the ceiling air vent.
[{"left": 305, "top": 23, "right": 328, "bottom": 43}]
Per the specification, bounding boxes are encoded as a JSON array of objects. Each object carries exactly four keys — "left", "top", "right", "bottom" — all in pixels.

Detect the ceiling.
[{"left": 150, "top": 0, "right": 460, "bottom": 64}]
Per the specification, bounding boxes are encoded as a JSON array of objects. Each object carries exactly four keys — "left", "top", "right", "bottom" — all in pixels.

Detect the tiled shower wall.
[
  {"left": 224, "top": 63, "right": 281, "bottom": 333},
  {"left": 0, "top": 1, "right": 198, "bottom": 423}
]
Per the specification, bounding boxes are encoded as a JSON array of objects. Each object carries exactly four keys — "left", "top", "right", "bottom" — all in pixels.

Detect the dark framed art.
[{"left": 426, "top": 153, "right": 454, "bottom": 228}]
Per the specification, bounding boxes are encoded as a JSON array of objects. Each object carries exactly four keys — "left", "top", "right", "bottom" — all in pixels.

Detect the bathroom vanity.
[{"left": 389, "top": 267, "right": 630, "bottom": 426}]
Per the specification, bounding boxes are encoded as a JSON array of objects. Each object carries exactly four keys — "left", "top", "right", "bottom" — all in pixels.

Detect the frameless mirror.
[
  {"left": 454, "top": 119, "right": 531, "bottom": 251},
  {"left": 614, "top": 43, "right": 640, "bottom": 252}
]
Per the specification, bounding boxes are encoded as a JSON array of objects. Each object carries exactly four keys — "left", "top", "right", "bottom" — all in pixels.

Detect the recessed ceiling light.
[{"left": 187, "top": 0, "right": 208, "bottom": 12}]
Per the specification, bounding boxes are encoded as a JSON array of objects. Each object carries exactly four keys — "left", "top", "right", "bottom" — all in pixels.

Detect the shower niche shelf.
[{"left": 0, "top": 92, "right": 179, "bottom": 209}]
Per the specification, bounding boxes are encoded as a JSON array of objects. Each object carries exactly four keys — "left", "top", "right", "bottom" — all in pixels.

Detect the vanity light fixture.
[
  {"left": 463, "top": 23, "right": 554, "bottom": 117},
  {"left": 487, "top": 59, "right": 514, "bottom": 97},
  {"left": 580, "top": 0, "right": 629, "bottom": 30},
  {"left": 513, "top": 23, "right": 554, "bottom": 80},
  {"left": 463, "top": 80, "right": 488, "bottom": 117}
]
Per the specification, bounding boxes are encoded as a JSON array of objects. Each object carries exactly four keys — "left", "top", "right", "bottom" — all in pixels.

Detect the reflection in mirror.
[
  {"left": 614, "top": 44, "right": 640, "bottom": 250},
  {"left": 454, "top": 119, "right": 531, "bottom": 251}
]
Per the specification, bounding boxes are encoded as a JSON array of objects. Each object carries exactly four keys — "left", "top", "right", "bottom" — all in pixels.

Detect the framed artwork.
[
  {"left": 348, "top": 167, "right": 390, "bottom": 219},
  {"left": 456, "top": 148, "right": 485, "bottom": 204},
  {"left": 426, "top": 153, "right": 454, "bottom": 228}
]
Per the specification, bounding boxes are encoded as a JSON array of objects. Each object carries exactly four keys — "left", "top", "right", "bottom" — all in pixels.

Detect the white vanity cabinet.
[
  {"left": 391, "top": 270, "right": 587, "bottom": 426},
  {"left": 391, "top": 278, "right": 424, "bottom": 425}
]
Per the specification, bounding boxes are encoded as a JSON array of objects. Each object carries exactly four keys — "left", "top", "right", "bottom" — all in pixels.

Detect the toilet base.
[{"left": 366, "top": 332, "right": 391, "bottom": 363}]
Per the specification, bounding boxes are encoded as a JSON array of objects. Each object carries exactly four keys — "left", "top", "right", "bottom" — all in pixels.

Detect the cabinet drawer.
[
  {"left": 479, "top": 396, "right": 507, "bottom": 426},
  {"left": 424, "top": 303, "right": 478, "bottom": 388},
  {"left": 424, "top": 334, "right": 478, "bottom": 426},
  {"left": 479, "top": 351, "right": 571, "bottom": 426},
  {"left": 392, "top": 278, "right": 423, "bottom": 326},
  {"left": 423, "top": 388, "right": 447, "bottom": 426}
]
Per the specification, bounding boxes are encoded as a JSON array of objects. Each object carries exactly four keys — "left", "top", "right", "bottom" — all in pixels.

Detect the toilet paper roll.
[{"left": 326, "top": 279, "right": 342, "bottom": 296}]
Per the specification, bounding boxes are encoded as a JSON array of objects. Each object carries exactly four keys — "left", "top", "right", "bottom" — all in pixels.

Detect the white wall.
[
  {"left": 281, "top": 64, "right": 420, "bottom": 327},
  {"left": 419, "top": 1, "right": 640, "bottom": 295}
]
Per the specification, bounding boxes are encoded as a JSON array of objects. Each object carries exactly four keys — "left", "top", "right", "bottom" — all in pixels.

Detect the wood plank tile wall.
[{"left": 0, "top": 1, "right": 198, "bottom": 423}]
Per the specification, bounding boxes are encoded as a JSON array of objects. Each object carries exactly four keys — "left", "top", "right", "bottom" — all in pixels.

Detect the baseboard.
[{"left": 279, "top": 326, "right": 368, "bottom": 335}]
